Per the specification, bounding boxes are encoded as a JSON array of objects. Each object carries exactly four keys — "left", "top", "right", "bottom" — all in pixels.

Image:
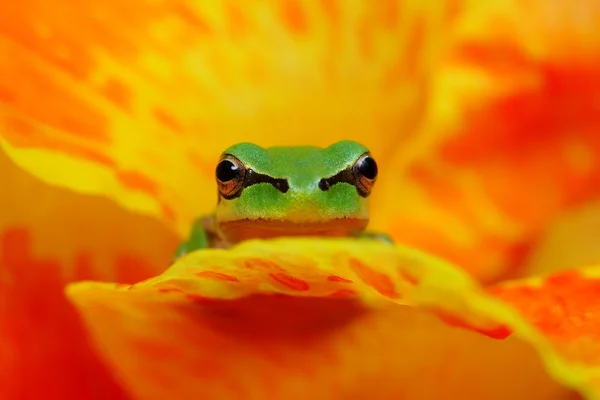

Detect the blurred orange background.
[{"left": 1, "top": 1, "right": 600, "bottom": 399}]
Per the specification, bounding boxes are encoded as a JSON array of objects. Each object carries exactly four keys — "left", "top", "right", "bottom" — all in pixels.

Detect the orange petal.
[
  {"left": 0, "top": 228, "right": 129, "bottom": 399},
  {"left": 371, "top": 0, "right": 600, "bottom": 283},
  {"left": 0, "top": 146, "right": 177, "bottom": 397},
  {"left": 490, "top": 268, "right": 600, "bottom": 368},
  {"left": 67, "top": 238, "right": 585, "bottom": 399},
  {"left": 0, "top": 145, "right": 177, "bottom": 283},
  {"left": 0, "top": 0, "right": 457, "bottom": 235}
]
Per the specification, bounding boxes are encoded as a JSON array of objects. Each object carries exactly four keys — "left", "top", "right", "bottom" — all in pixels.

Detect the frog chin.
[{"left": 218, "top": 217, "right": 369, "bottom": 243}]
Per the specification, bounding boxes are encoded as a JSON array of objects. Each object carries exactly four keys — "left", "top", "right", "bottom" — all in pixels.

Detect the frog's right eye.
[{"left": 216, "top": 154, "right": 246, "bottom": 199}]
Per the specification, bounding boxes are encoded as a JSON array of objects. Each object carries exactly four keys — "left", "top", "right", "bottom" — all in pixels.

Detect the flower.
[{"left": 1, "top": 0, "right": 600, "bottom": 399}]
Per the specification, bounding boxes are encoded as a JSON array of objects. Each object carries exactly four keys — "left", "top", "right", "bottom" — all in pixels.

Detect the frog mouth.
[{"left": 218, "top": 218, "right": 369, "bottom": 243}]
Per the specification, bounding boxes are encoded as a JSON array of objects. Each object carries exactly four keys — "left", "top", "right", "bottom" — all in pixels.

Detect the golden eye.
[
  {"left": 216, "top": 154, "right": 246, "bottom": 199},
  {"left": 353, "top": 152, "right": 378, "bottom": 197}
]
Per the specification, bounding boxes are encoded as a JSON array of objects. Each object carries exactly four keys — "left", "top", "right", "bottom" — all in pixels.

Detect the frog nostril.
[{"left": 318, "top": 179, "right": 330, "bottom": 191}]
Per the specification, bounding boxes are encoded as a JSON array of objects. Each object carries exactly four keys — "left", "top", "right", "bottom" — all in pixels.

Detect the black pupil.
[
  {"left": 216, "top": 160, "right": 239, "bottom": 182},
  {"left": 357, "top": 156, "right": 377, "bottom": 180}
]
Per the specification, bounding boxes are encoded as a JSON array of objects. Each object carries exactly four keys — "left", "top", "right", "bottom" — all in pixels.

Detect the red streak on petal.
[
  {"left": 243, "top": 258, "right": 285, "bottom": 272},
  {"left": 398, "top": 270, "right": 419, "bottom": 286},
  {"left": 196, "top": 271, "right": 240, "bottom": 282},
  {"left": 186, "top": 294, "right": 211, "bottom": 303},
  {"left": 269, "top": 273, "right": 310, "bottom": 291},
  {"left": 435, "top": 310, "right": 512, "bottom": 340},
  {"left": 327, "top": 275, "right": 353, "bottom": 283},
  {"left": 348, "top": 258, "right": 400, "bottom": 299},
  {"left": 158, "top": 288, "right": 184, "bottom": 294}
]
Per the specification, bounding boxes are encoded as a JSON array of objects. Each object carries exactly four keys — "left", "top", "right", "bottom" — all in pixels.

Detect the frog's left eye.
[
  {"left": 216, "top": 154, "right": 246, "bottom": 199},
  {"left": 353, "top": 153, "right": 378, "bottom": 196}
]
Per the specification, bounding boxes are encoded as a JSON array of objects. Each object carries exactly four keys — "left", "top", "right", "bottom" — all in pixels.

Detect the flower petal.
[
  {"left": 0, "top": 0, "right": 455, "bottom": 234},
  {"left": 0, "top": 147, "right": 177, "bottom": 283},
  {"left": 67, "top": 238, "right": 582, "bottom": 399},
  {"left": 490, "top": 268, "right": 600, "bottom": 376},
  {"left": 371, "top": 0, "right": 600, "bottom": 283},
  {"left": 0, "top": 146, "right": 177, "bottom": 397},
  {"left": 0, "top": 228, "right": 132, "bottom": 400}
]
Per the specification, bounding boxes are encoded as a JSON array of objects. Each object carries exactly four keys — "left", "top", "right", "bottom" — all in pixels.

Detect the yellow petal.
[
  {"left": 490, "top": 267, "right": 600, "bottom": 378},
  {"left": 0, "top": 140, "right": 176, "bottom": 398},
  {"left": 0, "top": 0, "right": 455, "bottom": 235},
  {"left": 371, "top": 0, "right": 600, "bottom": 283},
  {"left": 67, "top": 238, "right": 589, "bottom": 399},
  {"left": 0, "top": 148, "right": 177, "bottom": 283}
]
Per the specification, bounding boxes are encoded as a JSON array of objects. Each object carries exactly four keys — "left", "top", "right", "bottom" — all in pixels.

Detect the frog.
[{"left": 173, "top": 140, "right": 392, "bottom": 260}]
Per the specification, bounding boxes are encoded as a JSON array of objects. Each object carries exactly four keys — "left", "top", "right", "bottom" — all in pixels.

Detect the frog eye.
[
  {"left": 353, "top": 152, "right": 378, "bottom": 196},
  {"left": 216, "top": 154, "right": 246, "bottom": 199}
]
